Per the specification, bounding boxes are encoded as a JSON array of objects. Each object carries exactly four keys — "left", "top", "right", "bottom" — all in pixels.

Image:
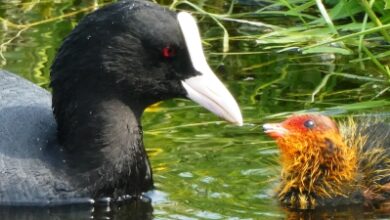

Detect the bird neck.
[
  {"left": 54, "top": 91, "right": 153, "bottom": 197},
  {"left": 277, "top": 131, "right": 358, "bottom": 209}
]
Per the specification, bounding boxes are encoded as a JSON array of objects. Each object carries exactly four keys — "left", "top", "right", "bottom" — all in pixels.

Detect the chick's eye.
[
  {"left": 162, "top": 46, "right": 176, "bottom": 59},
  {"left": 304, "top": 119, "right": 315, "bottom": 129}
]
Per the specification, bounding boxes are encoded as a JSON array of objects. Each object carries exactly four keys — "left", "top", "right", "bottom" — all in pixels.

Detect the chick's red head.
[
  {"left": 263, "top": 114, "right": 343, "bottom": 165},
  {"left": 263, "top": 114, "right": 339, "bottom": 139},
  {"left": 263, "top": 114, "right": 358, "bottom": 206}
]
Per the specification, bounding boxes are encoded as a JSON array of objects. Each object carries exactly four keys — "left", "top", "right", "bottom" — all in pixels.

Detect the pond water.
[{"left": 1, "top": 0, "right": 390, "bottom": 219}]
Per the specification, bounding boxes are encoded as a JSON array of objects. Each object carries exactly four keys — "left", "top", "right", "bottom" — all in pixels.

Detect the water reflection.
[
  {"left": 3, "top": 199, "right": 390, "bottom": 220},
  {"left": 0, "top": 198, "right": 153, "bottom": 220},
  {"left": 284, "top": 204, "right": 390, "bottom": 220},
  {"left": 0, "top": 205, "right": 93, "bottom": 220}
]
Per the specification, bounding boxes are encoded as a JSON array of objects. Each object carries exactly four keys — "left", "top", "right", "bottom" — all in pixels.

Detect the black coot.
[{"left": 0, "top": 0, "right": 242, "bottom": 205}]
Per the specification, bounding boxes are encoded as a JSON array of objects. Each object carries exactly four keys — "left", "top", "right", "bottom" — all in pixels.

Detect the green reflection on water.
[{"left": 1, "top": 0, "right": 390, "bottom": 219}]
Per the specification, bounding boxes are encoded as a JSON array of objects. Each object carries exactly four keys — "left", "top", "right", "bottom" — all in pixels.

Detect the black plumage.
[{"left": 0, "top": 0, "right": 242, "bottom": 205}]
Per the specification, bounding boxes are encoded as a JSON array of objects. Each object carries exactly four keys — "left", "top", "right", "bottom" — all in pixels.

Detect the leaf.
[
  {"left": 327, "top": 100, "right": 390, "bottom": 111},
  {"left": 328, "top": 0, "right": 363, "bottom": 20},
  {"left": 302, "top": 46, "right": 352, "bottom": 55},
  {"left": 385, "top": 0, "right": 390, "bottom": 9}
]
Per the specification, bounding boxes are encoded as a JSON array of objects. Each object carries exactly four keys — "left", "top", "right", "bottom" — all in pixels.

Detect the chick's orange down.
[{"left": 263, "top": 114, "right": 390, "bottom": 210}]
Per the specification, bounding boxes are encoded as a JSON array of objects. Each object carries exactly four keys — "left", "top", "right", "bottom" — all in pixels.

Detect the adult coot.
[
  {"left": 263, "top": 114, "right": 390, "bottom": 210},
  {"left": 0, "top": 0, "right": 243, "bottom": 205}
]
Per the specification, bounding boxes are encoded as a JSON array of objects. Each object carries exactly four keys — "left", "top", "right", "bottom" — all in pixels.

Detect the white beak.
[{"left": 177, "top": 12, "right": 243, "bottom": 126}]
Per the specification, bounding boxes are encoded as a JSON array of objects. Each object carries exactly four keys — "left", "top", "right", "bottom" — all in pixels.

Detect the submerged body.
[
  {"left": 263, "top": 114, "right": 390, "bottom": 209},
  {"left": 0, "top": 0, "right": 242, "bottom": 205}
]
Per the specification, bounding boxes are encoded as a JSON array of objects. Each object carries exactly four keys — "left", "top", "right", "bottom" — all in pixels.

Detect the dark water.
[{"left": 1, "top": 0, "right": 390, "bottom": 219}]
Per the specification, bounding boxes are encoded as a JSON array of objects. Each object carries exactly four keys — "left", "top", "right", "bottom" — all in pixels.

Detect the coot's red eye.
[{"left": 162, "top": 46, "right": 176, "bottom": 59}]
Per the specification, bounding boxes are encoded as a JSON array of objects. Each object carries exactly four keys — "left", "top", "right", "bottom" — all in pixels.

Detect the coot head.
[
  {"left": 49, "top": 0, "right": 242, "bottom": 197},
  {"left": 51, "top": 0, "right": 242, "bottom": 123}
]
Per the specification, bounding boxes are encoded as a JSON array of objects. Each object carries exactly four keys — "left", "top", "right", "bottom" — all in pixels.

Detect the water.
[{"left": 1, "top": 0, "right": 389, "bottom": 219}]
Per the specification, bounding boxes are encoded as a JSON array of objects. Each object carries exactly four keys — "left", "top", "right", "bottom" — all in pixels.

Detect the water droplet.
[
  {"left": 178, "top": 172, "right": 193, "bottom": 178},
  {"left": 243, "top": 77, "right": 254, "bottom": 81}
]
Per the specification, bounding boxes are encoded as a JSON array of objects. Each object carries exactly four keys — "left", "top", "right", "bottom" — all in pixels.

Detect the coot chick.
[
  {"left": 263, "top": 114, "right": 390, "bottom": 209},
  {"left": 0, "top": 0, "right": 242, "bottom": 205}
]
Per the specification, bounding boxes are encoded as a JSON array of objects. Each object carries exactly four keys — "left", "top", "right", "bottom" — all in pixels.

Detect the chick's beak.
[
  {"left": 177, "top": 12, "right": 243, "bottom": 126},
  {"left": 263, "top": 123, "right": 288, "bottom": 139}
]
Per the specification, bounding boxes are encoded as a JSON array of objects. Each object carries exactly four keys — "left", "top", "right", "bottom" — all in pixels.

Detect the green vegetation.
[{"left": 166, "top": 0, "right": 390, "bottom": 108}]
